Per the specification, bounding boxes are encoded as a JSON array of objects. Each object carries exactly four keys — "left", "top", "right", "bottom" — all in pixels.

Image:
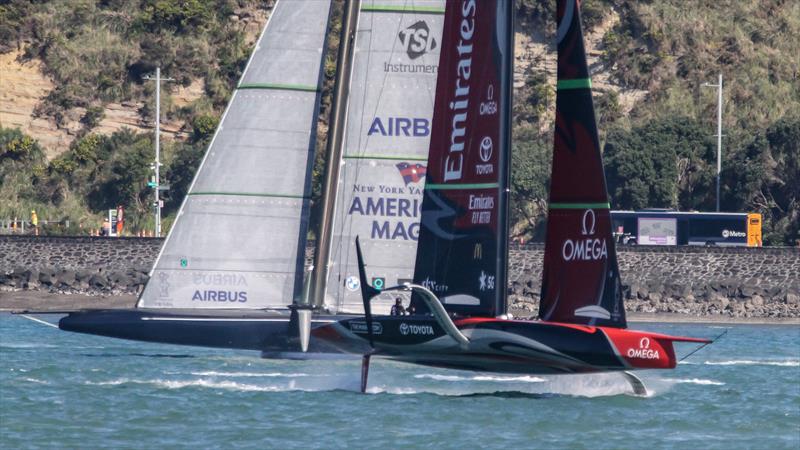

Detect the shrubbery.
[{"left": 2, "top": 1, "right": 797, "bottom": 245}]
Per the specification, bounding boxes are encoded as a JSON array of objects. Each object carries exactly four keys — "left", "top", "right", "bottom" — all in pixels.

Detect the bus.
[{"left": 611, "top": 210, "right": 762, "bottom": 247}]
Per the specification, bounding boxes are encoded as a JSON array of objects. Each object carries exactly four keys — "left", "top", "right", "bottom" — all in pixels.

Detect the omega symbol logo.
[
  {"left": 581, "top": 209, "right": 596, "bottom": 236},
  {"left": 626, "top": 336, "right": 660, "bottom": 359},
  {"left": 480, "top": 84, "right": 498, "bottom": 116},
  {"left": 479, "top": 137, "right": 493, "bottom": 162},
  {"left": 562, "top": 208, "right": 608, "bottom": 261}
]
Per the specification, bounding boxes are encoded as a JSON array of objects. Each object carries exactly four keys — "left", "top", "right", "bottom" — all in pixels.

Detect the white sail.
[
  {"left": 324, "top": 0, "right": 445, "bottom": 314},
  {"left": 138, "top": 0, "right": 332, "bottom": 309}
]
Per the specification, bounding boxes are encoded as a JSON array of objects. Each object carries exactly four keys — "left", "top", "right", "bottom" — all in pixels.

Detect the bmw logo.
[{"left": 345, "top": 276, "right": 360, "bottom": 291}]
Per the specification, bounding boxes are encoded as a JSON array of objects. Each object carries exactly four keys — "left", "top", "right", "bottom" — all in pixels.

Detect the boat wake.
[
  {"left": 0, "top": 343, "right": 58, "bottom": 349},
  {"left": 371, "top": 372, "right": 659, "bottom": 398},
  {"left": 661, "top": 377, "right": 725, "bottom": 386},
  {"left": 81, "top": 371, "right": 656, "bottom": 397},
  {"left": 188, "top": 371, "right": 310, "bottom": 378},
  {"left": 85, "top": 377, "right": 312, "bottom": 392},
  {"left": 702, "top": 359, "right": 799, "bottom": 367},
  {"left": 21, "top": 377, "right": 50, "bottom": 385},
  {"left": 532, "top": 373, "right": 656, "bottom": 398},
  {"left": 413, "top": 374, "right": 546, "bottom": 383}
]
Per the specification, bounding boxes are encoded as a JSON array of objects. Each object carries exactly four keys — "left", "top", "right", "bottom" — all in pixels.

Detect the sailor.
[{"left": 390, "top": 297, "right": 406, "bottom": 316}]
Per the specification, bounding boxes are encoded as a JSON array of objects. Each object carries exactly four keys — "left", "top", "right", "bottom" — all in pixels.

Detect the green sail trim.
[
  {"left": 556, "top": 78, "right": 592, "bottom": 90},
  {"left": 237, "top": 83, "right": 319, "bottom": 93},
  {"left": 361, "top": 5, "right": 445, "bottom": 14},
  {"left": 189, "top": 192, "right": 310, "bottom": 200},
  {"left": 549, "top": 202, "right": 610, "bottom": 209},
  {"left": 343, "top": 155, "right": 428, "bottom": 161},
  {"left": 425, "top": 183, "right": 499, "bottom": 190}
]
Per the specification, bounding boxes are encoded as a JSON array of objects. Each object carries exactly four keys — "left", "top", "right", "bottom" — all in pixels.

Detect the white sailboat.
[{"left": 60, "top": 0, "right": 446, "bottom": 353}]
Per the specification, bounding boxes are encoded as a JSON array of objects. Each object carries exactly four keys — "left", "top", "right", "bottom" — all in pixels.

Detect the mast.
[
  {"left": 495, "top": 0, "right": 514, "bottom": 317},
  {"left": 311, "top": 0, "right": 361, "bottom": 308}
]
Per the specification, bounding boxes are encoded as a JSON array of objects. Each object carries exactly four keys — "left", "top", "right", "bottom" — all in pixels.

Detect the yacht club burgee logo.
[{"left": 396, "top": 162, "right": 427, "bottom": 186}]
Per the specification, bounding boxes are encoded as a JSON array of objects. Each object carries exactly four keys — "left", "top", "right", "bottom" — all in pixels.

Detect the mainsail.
[
  {"left": 324, "top": 0, "right": 446, "bottom": 314},
  {"left": 538, "top": 0, "right": 626, "bottom": 327},
  {"left": 137, "top": 0, "right": 332, "bottom": 309},
  {"left": 411, "top": 0, "right": 513, "bottom": 317}
]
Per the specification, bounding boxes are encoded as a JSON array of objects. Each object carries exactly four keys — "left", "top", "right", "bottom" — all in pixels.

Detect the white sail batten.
[
  {"left": 138, "top": 0, "right": 332, "bottom": 309},
  {"left": 325, "top": 0, "right": 445, "bottom": 314}
]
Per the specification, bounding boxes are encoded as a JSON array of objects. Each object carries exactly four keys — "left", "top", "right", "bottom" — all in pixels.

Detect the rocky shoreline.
[
  {"left": 1, "top": 265, "right": 148, "bottom": 297},
  {"left": 508, "top": 290, "right": 800, "bottom": 321},
  {"left": 1, "top": 236, "right": 798, "bottom": 320},
  {"left": 507, "top": 274, "right": 800, "bottom": 320},
  {"left": 2, "top": 264, "right": 798, "bottom": 320}
]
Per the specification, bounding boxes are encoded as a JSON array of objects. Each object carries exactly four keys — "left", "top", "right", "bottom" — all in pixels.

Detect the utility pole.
[
  {"left": 702, "top": 73, "right": 723, "bottom": 212},
  {"left": 143, "top": 67, "right": 174, "bottom": 236}
]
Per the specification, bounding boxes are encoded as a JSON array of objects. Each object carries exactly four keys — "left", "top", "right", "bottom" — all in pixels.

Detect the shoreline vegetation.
[
  {"left": 1, "top": 291, "right": 798, "bottom": 326},
  {"left": 1, "top": 1, "right": 798, "bottom": 246}
]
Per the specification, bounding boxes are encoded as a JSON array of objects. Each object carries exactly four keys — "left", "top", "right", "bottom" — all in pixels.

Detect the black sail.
[
  {"left": 539, "top": 0, "right": 626, "bottom": 328},
  {"left": 412, "top": 0, "right": 513, "bottom": 317}
]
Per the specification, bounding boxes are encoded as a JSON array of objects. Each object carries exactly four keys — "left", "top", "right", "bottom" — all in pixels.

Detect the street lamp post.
[
  {"left": 143, "top": 67, "right": 174, "bottom": 236},
  {"left": 702, "top": 73, "right": 723, "bottom": 212}
]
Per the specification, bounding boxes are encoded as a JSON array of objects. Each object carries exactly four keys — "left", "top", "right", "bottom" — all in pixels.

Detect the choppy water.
[{"left": 1, "top": 314, "right": 798, "bottom": 449}]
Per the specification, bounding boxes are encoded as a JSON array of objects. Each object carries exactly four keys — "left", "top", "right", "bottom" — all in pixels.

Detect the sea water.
[{"left": 1, "top": 314, "right": 798, "bottom": 449}]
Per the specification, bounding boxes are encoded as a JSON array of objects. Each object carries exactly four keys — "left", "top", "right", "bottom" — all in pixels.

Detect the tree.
[
  {"left": 163, "top": 140, "right": 204, "bottom": 214},
  {"left": 604, "top": 116, "right": 715, "bottom": 211},
  {"left": 0, "top": 127, "right": 48, "bottom": 217},
  {"left": 723, "top": 115, "right": 800, "bottom": 245},
  {"left": 87, "top": 129, "right": 153, "bottom": 228},
  {"left": 510, "top": 128, "right": 552, "bottom": 240}
]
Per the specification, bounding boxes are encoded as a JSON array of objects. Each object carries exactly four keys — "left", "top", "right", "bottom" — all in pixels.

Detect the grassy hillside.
[
  {"left": 0, "top": 0, "right": 270, "bottom": 231},
  {"left": 1, "top": 0, "right": 798, "bottom": 244}
]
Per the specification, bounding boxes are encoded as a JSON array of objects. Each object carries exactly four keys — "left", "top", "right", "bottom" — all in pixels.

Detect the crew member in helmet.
[{"left": 390, "top": 297, "right": 406, "bottom": 316}]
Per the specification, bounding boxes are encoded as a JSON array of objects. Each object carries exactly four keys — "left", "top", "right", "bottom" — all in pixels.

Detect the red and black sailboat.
[
  {"left": 51, "top": 0, "right": 712, "bottom": 396},
  {"left": 312, "top": 0, "right": 710, "bottom": 395}
]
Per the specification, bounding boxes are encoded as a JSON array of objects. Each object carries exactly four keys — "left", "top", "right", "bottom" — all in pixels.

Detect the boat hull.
[
  {"left": 313, "top": 316, "right": 709, "bottom": 374},
  {"left": 58, "top": 309, "right": 357, "bottom": 353},
  {"left": 59, "top": 310, "right": 707, "bottom": 375}
]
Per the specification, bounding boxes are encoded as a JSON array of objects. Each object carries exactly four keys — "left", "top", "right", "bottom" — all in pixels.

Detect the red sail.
[
  {"left": 539, "top": 0, "right": 627, "bottom": 328},
  {"left": 412, "top": 0, "right": 513, "bottom": 317}
]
